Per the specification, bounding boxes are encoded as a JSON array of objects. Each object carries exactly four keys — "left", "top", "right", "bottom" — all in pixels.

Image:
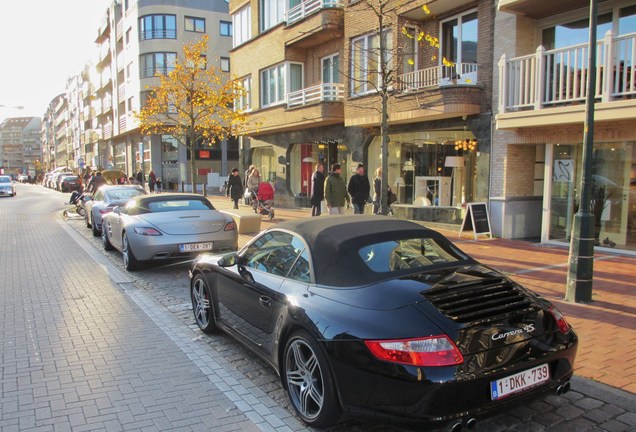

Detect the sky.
[{"left": 0, "top": 0, "right": 112, "bottom": 119}]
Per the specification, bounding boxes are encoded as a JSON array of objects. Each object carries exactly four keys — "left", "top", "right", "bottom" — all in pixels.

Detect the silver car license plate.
[{"left": 180, "top": 242, "right": 213, "bottom": 252}]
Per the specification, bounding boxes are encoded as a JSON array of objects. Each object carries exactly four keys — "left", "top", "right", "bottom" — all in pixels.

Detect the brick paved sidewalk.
[{"left": 207, "top": 194, "right": 636, "bottom": 396}]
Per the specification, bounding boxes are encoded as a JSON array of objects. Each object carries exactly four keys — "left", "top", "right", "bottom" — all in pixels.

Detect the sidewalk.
[{"left": 207, "top": 194, "right": 636, "bottom": 395}]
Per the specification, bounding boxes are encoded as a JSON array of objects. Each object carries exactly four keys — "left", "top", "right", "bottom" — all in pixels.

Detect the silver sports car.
[{"left": 101, "top": 193, "right": 238, "bottom": 270}]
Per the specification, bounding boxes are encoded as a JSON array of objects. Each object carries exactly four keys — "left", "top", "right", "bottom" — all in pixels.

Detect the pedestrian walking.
[
  {"left": 226, "top": 168, "right": 244, "bottom": 210},
  {"left": 324, "top": 163, "right": 349, "bottom": 215},
  {"left": 347, "top": 163, "right": 371, "bottom": 214},
  {"left": 148, "top": 170, "right": 156, "bottom": 193},
  {"left": 310, "top": 163, "right": 325, "bottom": 216},
  {"left": 372, "top": 167, "right": 393, "bottom": 215}
]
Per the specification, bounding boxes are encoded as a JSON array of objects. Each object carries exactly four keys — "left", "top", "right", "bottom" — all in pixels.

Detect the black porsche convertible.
[{"left": 189, "top": 215, "right": 577, "bottom": 429}]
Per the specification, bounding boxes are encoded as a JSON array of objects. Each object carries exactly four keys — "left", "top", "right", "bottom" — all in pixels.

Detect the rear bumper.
[{"left": 128, "top": 231, "right": 238, "bottom": 261}]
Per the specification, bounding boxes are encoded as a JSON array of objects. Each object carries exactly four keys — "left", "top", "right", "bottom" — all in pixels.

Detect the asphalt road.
[{"left": 2, "top": 183, "right": 635, "bottom": 432}]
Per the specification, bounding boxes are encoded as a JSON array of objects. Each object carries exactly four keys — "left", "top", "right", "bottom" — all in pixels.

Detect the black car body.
[
  {"left": 60, "top": 175, "right": 81, "bottom": 192},
  {"left": 189, "top": 216, "right": 577, "bottom": 429}
]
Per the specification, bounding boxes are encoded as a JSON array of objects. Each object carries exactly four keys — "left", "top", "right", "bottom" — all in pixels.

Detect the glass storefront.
[
  {"left": 252, "top": 146, "right": 277, "bottom": 183},
  {"left": 161, "top": 135, "right": 180, "bottom": 191},
  {"left": 549, "top": 141, "right": 636, "bottom": 251},
  {"left": 367, "top": 131, "right": 477, "bottom": 206},
  {"left": 289, "top": 141, "right": 351, "bottom": 198}
]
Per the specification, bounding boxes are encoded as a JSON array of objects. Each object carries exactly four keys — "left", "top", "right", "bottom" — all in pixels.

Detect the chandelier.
[{"left": 455, "top": 138, "right": 477, "bottom": 152}]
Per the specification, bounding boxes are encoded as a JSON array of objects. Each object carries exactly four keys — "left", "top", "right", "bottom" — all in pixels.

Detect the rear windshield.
[
  {"left": 358, "top": 237, "right": 468, "bottom": 273},
  {"left": 106, "top": 189, "right": 145, "bottom": 200},
  {"left": 147, "top": 199, "right": 214, "bottom": 213}
]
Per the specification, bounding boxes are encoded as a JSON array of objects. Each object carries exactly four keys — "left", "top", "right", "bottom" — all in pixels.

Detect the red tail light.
[
  {"left": 224, "top": 221, "right": 237, "bottom": 231},
  {"left": 365, "top": 335, "right": 464, "bottom": 367},
  {"left": 548, "top": 307, "right": 571, "bottom": 334},
  {"left": 133, "top": 227, "right": 162, "bottom": 236}
]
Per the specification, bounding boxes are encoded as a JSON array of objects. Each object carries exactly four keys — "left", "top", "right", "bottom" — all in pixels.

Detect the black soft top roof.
[{"left": 273, "top": 215, "right": 452, "bottom": 286}]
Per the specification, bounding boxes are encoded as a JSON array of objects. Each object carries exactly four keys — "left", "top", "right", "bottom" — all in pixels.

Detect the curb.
[{"left": 571, "top": 375, "right": 636, "bottom": 412}]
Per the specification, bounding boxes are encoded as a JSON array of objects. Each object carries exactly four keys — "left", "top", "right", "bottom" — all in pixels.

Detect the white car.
[{"left": 0, "top": 175, "right": 16, "bottom": 197}]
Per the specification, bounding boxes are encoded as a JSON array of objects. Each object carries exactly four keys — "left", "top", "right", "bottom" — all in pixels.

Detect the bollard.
[
  {"left": 181, "top": 181, "right": 185, "bottom": 192},
  {"left": 203, "top": 184, "right": 207, "bottom": 196}
]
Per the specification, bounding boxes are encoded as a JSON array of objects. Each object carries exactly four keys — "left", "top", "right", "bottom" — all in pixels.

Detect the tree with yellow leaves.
[
  {"left": 136, "top": 35, "right": 254, "bottom": 193},
  {"left": 349, "top": 1, "right": 448, "bottom": 215}
]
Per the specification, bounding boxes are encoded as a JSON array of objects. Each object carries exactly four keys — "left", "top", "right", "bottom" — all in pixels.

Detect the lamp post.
[{"left": 565, "top": 0, "right": 597, "bottom": 303}]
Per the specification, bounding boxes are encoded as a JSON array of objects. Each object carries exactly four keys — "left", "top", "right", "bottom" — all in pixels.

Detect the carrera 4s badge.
[{"left": 491, "top": 324, "right": 536, "bottom": 341}]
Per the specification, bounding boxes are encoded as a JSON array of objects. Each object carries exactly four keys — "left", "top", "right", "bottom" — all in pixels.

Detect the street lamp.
[{"left": 565, "top": 0, "right": 597, "bottom": 303}]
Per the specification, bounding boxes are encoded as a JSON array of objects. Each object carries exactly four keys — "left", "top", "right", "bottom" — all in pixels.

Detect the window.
[
  {"left": 261, "top": 62, "right": 303, "bottom": 106},
  {"left": 139, "top": 14, "right": 176, "bottom": 40},
  {"left": 441, "top": 10, "right": 478, "bottom": 64},
  {"left": 236, "top": 76, "right": 252, "bottom": 112},
  {"left": 220, "top": 57, "right": 230, "bottom": 72},
  {"left": 140, "top": 52, "right": 177, "bottom": 78},
  {"left": 220, "top": 20, "right": 232, "bottom": 36},
  {"left": 402, "top": 25, "right": 418, "bottom": 74},
  {"left": 233, "top": 5, "right": 251, "bottom": 47},
  {"left": 322, "top": 53, "right": 340, "bottom": 84},
  {"left": 350, "top": 29, "right": 393, "bottom": 96},
  {"left": 242, "top": 231, "right": 308, "bottom": 279},
  {"left": 185, "top": 16, "right": 206, "bottom": 33},
  {"left": 260, "top": 0, "right": 285, "bottom": 32}
]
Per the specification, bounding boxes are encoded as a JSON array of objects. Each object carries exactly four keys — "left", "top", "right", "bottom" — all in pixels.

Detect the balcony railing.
[
  {"left": 286, "top": 0, "right": 344, "bottom": 25},
  {"left": 103, "top": 123, "right": 113, "bottom": 139},
  {"left": 287, "top": 83, "right": 344, "bottom": 108},
  {"left": 499, "top": 30, "right": 636, "bottom": 112},
  {"left": 397, "top": 63, "right": 479, "bottom": 92}
]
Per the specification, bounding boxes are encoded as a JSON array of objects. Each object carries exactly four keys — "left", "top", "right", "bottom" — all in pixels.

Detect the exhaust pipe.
[
  {"left": 556, "top": 381, "right": 571, "bottom": 395},
  {"left": 465, "top": 418, "right": 477, "bottom": 429},
  {"left": 450, "top": 422, "right": 463, "bottom": 432}
]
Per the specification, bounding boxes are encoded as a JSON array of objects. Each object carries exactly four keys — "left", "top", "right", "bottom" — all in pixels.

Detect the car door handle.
[{"left": 259, "top": 296, "right": 272, "bottom": 308}]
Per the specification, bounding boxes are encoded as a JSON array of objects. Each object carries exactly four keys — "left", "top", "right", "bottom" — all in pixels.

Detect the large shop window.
[
  {"left": 350, "top": 29, "right": 393, "bottom": 96},
  {"left": 549, "top": 141, "right": 636, "bottom": 252},
  {"left": 290, "top": 142, "right": 350, "bottom": 198},
  {"left": 139, "top": 15, "right": 177, "bottom": 40},
  {"left": 232, "top": 5, "right": 252, "bottom": 47},
  {"left": 252, "top": 146, "right": 277, "bottom": 183},
  {"left": 261, "top": 62, "right": 303, "bottom": 107}
]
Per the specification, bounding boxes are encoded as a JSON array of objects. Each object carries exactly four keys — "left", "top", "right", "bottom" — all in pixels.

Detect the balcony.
[
  {"left": 287, "top": 83, "right": 344, "bottom": 108},
  {"left": 286, "top": 0, "right": 343, "bottom": 24},
  {"left": 498, "top": 0, "right": 587, "bottom": 20},
  {"left": 285, "top": 0, "right": 343, "bottom": 48},
  {"left": 103, "top": 123, "right": 113, "bottom": 139},
  {"left": 398, "top": 63, "right": 479, "bottom": 92},
  {"left": 497, "top": 31, "right": 636, "bottom": 129}
]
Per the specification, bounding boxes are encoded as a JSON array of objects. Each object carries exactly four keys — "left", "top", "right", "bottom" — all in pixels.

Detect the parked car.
[
  {"left": 85, "top": 185, "right": 147, "bottom": 236},
  {"left": 54, "top": 172, "right": 73, "bottom": 190},
  {"left": 0, "top": 175, "right": 16, "bottom": 197},
  {"left": 189, "top": 215, "right": 578, "bottom": 429},
  {"left": 101, "top": 193, "right": 238, "bottom": 270},
  {"left": 17, "top": 174, "right": 29, "bottom": 183},
  {"left": 60, "top": 175, "right": 81, "bottom": 192}
]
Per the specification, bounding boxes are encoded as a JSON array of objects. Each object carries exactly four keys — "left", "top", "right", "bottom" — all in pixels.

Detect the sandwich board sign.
[{"left": 459, "top": 202, "right": 492, "bottom": 239}]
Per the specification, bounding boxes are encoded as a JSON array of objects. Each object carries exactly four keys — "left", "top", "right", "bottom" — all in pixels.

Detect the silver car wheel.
[
  {"left": 285, "top": 339, "right": 325, "bottom": 421},
  {"left": 122, "top": 233, "right": 141, "bottom": 271}
]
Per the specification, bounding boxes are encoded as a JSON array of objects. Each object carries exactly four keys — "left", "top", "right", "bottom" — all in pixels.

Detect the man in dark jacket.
[
  {"left": 310, "top": 163, "right": 325, "bottom": 216},
  {"left": 347, "top": 163, "right": 370, "bottom": 214},
  {"left": 226, "top": 168, "right": 243, "bottom": 209}
]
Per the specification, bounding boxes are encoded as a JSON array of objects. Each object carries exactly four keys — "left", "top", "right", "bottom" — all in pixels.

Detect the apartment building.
[
  {"left": 494, "top": 0, "right": 636, "bottom": 252},
  {"left": 0, "top": 117, "right": 42, "bottom": 177},
  {"left": 230, "top": 0, "right": 495, "bottom": 217},
  {"left": 41, "top": 94, "right": 65, "bottom": 172},
  {"left": 88, "top": 0, "right": 234, "bottom": 190}
]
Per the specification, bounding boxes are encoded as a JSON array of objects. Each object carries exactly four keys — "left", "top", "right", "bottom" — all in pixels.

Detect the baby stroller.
[{"left": 252, "top": 182, "right": 275, "bottom": 220}]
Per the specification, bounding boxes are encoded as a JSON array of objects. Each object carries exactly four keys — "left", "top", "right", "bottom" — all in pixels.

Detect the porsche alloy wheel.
[
  {"left": 283, "top": 331, "right": 340, "bottom": 428},
  {"left": 191, "top": 275, "right": 217, "bottom": 333}
]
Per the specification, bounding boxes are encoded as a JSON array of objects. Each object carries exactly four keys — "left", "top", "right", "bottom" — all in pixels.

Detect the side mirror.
[
  {"left": 112, "top": 206, "right": 122, "bottom": 215},
  {"left": 218, "top": 252, "right": 238, "bottom": 267}
]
